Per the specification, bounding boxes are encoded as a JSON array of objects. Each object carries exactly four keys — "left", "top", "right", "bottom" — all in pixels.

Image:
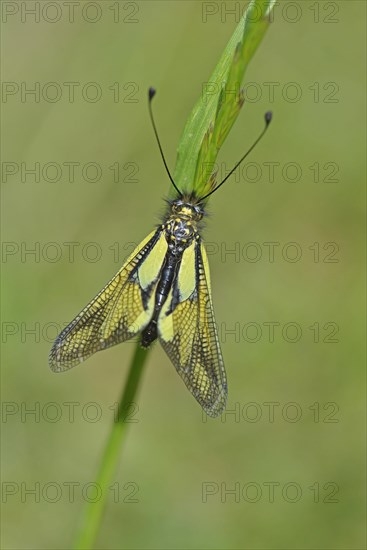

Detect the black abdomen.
[{"left": 141, "top": 251, "right": 180, "bottom": 348}]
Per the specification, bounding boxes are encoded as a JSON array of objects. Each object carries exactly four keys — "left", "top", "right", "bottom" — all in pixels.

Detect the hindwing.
[{"left": 158, "top": 239, "right": 227, "bottom": 417}]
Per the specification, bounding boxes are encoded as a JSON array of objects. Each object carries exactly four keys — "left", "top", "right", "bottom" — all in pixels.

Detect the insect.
[{"left": 49, "top": 88, "right": 272, "bottom": 417}]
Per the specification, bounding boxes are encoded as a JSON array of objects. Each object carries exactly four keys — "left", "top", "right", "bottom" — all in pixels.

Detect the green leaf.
[{"left": 173, "top": 0, "right": 276, "bottom": 198}]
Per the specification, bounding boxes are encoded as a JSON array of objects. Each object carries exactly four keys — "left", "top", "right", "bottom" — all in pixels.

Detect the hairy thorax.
[{"left": 163, "top": 198, "right": 204, "bottom": 253}]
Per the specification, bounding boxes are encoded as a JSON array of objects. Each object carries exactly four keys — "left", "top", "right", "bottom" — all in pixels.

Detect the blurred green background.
[{"left": 1, "top": 1, "right": 365, "bottom": 549}]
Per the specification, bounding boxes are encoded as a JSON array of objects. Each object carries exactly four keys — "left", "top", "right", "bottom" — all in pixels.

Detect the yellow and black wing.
[
  {"left": 49, "top": 229, "right": 167, "bottom": 372},
  {"left": 158, "top": 239, "right": 227, "bottom": 417}
]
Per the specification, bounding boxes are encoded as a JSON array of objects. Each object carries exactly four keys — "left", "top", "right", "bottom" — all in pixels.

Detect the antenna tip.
[
  {"left": 149, "top": 87, "right": 156, "bottom": 101},
  {"left": 265, "top": 111, "right": 273, "bottom": 125}
]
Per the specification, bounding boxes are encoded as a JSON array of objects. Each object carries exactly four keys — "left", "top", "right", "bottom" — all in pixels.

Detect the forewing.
[
  {"left": 49, "top": 229, "right": 167, "bottom": 372},
  {"left": 158, "top": 240, "right": 227, "bottom": 417}
]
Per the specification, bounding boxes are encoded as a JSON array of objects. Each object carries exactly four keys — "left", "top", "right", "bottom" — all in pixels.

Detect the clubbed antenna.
[{"left": 148, "top": 87, "right": 182, "bottom": 197}]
